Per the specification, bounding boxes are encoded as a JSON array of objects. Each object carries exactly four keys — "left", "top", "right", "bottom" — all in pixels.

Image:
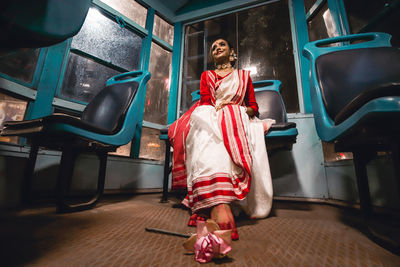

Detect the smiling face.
[{"left": 211, "top": 39, "right": 233, "bottom": 64}]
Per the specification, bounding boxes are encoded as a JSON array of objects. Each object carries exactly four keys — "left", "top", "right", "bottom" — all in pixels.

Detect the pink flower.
[{"left": 183, "top": 220, "right": 232, "bottom": 263}]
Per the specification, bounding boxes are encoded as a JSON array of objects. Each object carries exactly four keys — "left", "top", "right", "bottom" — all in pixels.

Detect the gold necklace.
[{"left": 216, "top": 62, "right": 232, "bottom": 70}]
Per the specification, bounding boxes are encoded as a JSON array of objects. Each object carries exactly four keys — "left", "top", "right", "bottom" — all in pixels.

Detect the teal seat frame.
[
  {"left": 1, "top": 70, "right": 150, "bottom": 212},
  {"left": 303, "top": 32, "right": 400, "bottom": 142},
  {"left": 303, "top": 33, "right": 400, "bottom": 252}
]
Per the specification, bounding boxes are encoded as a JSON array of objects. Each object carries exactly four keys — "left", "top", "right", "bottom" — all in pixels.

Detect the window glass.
[
  {"left": 0, "top": 49, "right": 40, "bottom": 84},
  {"left": 322, "top": 142, "right": 353, "bottom": 162},
  {"left": 109, "top": 142, "right": 132, "bottom": 157},
  {"left": 142, "top": 42, "right": 172, "bottom": 125},
  {"left": 304, "top": 0, "right": 317, "bottom": 13},
  {"left": 307, "top": 3, "right": 339, "bottom": 42},
  {"left": 153, "top": 15, "right": 174, "bottom": 45},
  {"left": 181, "top": 1, "right": 299, "bottom": 114},
  {"left": 71, "top": 7, "right": 142, "bottom": 71},
  {"left": 139, "top": 127, "right": 165, "bottom": 161},
  {"left": 344, "top": 0, "right": 399, "bottom": 47},
  {"left": 99, "top": 0, "right": 147, "bottom": 28},
  {"left": 0, "top": 92, "right": 28, "bottom": 144},
  {"left": 60, "top": 52, "right": 120, "bottom": 103},
  {"left": 237, "top": 2, "right": 299, "bottom": 113}
]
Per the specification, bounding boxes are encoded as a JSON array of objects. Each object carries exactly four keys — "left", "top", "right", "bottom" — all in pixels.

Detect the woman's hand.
[{"left": 246, "top": 107, "right": 255, "bottom": 117}]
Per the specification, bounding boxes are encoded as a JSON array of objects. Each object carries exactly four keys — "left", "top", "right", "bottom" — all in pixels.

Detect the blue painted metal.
[
  {"left": 305, "top": 0, "right": 325, "bottom": 20},
  {"left": 253, "top": 80, "right": 281, "bottom": 92},
  {"left": 253, "top": 79, "right": 299, "bottom": 139},
  {"left": 335, "top": 0, "right": 351, "bottom": 35},
  {"left": 133, "top": 8, "right": 155, "bottom": 157},
  {"left": 47, "top": 70, "right": 151, "bottom": 146},
  {"left": 292, "top": 0, "right": 312, "bottom": 113},
  {"left": 266, "top": 128, "right": 298, "bottom": 138},
  {"left": 167, "top": 22, "right": 183, "bottom": 124},
  {"left": 288, "top": 0, "right": 305, "bottom": 113},
  {"left": 152, "top": 35, "right": 173, "bottom": 51},
  {"left": 159, "top": 133, "right": 168, "bottom": 140},
  {"left": 327, "top": 0, "right": 346, "bottom": 36},
  {"left": 191, "top": 89, "right": 200, "bottom": 102},
  {"left": 302, "top": 32, "right": 398, "bottom": 142},
  {"left": 29, "top": 41, "right": 69, "bottom": 119}
]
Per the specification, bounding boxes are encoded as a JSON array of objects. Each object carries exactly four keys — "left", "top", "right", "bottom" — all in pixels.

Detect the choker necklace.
[{"left": 216, "top": 62, "right": 232, "bottom": 70}]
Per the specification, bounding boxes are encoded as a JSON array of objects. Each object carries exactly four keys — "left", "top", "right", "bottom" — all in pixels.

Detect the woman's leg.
[{"left": 210, "top": 204, "right": 239, "bottom": 240}]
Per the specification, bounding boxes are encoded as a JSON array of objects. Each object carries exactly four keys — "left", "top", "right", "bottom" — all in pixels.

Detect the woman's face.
[{"left": 211, "top": 39, "right": 232, "bottom": 63}]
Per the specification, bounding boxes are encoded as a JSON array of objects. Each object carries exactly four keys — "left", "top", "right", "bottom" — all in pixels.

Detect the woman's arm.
[
  {"left": 245, "top": 77, "right": 259, "bottom": 117},
  {"left": 199, "top": 71, "right": 212, "bottom": 105}
]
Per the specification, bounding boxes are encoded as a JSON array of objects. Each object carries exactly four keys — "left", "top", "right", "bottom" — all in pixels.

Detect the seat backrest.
[
  {"left": 0, "top": 0, "right": 91, "bottom": 48},
  {"left": 255, "top": 90, "right": 286, "bottom": 123},
  {"left": 81, "top": 81, "right": 139, "bottom": 134},
  {"left": 316, "top": 47, "right": 400, "bottom": 124}
]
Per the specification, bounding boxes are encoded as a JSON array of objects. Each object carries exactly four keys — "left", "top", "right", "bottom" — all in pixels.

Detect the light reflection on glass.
[
  {"left": 142, "top": 42, "right": 172, "bottom": 125},
  {"left": 322, "top": 9, "right": 339, "bottom": 38},
  {"left": 0, "top": 93, "right": 27, "bottom": 144},
  {"left": 100, "top": 0, "right": 147, "bottom": 28},
  {"left": 139, "top": 127, "right": 165, "bottom": 161},
  {"left": 109, "top": 141, "right": 132, "bottom": 157},
  {"left": 244, "top": 66, "right": 258, "bottom": 75},
  {"left": 153, "top": 15, "right": 174, "bottom": 45},
  {"left": 71, "top": 7, "right": 142, "bottom": 71}
]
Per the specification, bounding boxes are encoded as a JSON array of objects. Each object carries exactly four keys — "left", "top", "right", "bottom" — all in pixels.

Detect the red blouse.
[{"left": 199, "top": 70, "right": 259, "bottom": 116}]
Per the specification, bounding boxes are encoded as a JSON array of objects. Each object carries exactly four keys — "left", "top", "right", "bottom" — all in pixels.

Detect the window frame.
[
  {"left": 178, "top": 0, "right": 303, "bottom": 116},
  {"left": 0, "top": 0, "right": 178, "bottom": 160}
]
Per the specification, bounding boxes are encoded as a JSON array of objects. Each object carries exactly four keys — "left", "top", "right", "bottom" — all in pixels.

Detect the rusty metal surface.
[{"left": 1, "top": 194, "right": 399, "bottom": 266}]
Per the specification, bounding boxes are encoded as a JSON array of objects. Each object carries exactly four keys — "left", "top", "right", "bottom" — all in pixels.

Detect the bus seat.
[
  {"left": 1, "top": 70, "right": 151, "bottom": 212},
  {"left": 253, "top": 80, "right": 298, "bottom": 151},
  {"left": 0, "top": 0, "right": 91, "bottom": 48},
  {"left": 303, "top": 32, "right": 400, "bottom": 216},
  {"left": 159, "top": 79, "right": 298, "bottom": 202}
]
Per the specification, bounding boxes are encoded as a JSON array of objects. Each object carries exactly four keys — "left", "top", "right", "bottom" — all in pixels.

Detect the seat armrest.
[{"left": 269, "top": 122, "right": 296, "bottom": 131}]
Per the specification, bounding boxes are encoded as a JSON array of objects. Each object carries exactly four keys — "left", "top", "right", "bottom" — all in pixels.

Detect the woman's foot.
[
  {"left": 188, "top": 212, "right": 208, "bottom": 227},
  {"left": 210, "top": 204, "right": 239, "bottom": 240}
]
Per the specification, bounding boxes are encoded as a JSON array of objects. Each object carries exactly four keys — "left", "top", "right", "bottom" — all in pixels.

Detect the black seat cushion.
[
  {"left": 81, "top": 81, "right": 139, "bottom": 134},
  {"left": 3, "top": 81, "right": 139, "bottom": 136},
  {"left": 255, "top": 90, "right": 286, "bottom": 123},
  {"left": 3, "top": 113, "right": 115, "bottom": 135},
  {"left": 315, "top": 47, "right": 400, "bottom": 125},
  {"left": 269, "top": 122, "right": 296, "bottom": 131}
]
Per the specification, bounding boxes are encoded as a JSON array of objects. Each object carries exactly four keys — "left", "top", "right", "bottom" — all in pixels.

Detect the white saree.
[{"left": 181, "top": 70, "right": 274, "bottom": 218}]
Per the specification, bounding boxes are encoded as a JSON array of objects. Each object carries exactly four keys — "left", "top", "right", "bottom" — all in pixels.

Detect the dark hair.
[{"left": 208, "top": 37, "right": 236, "bottom": 67}]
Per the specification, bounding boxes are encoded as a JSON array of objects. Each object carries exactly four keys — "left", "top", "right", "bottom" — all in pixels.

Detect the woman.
[{"left": 168, "top": 38, "right": 274, "bottom": 240}]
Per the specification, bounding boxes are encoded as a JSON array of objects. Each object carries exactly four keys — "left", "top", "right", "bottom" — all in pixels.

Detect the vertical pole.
[
  {"left": 21, "top": 142, "right": 39, "bottom": 205},
  {"left": 132, "top": 8, "right": 155, "bottom": 158},
  {"left": 352, "top": 150, "right": 375, "bottom": 216},
  {"left": 161, "top": 140, "right": 171, "bottom": 203},
  {"left": 167, "top": 22, "right": 183, "bottom": 124}
]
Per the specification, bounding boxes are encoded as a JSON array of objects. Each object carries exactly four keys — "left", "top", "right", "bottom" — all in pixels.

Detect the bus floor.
[{"left": 1, "top": 193, "right": 399, "bottom": 266}]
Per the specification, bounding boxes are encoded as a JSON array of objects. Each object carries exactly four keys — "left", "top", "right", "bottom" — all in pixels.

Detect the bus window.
[
  {"left": 140, "top": 35, "right": 172, "bottom": 161},
  {"left": 153, "top": 14, "right": 174, "bottom": 46},
  {"left": 0, "top": 92, "right": 28, "bottom": 145},
  {"left": 181, "top": 0, "right": 299, "bottom": 114},
  {"left": 0, "top": 49, "right": 40, "bottom": 84},
  {"left": 139, "top": 127, "right": 166, "bottom": 161},
  {"left": 307, "top": 2, "right": 339, "bottom": 42},
  {"left": 60, "top": 7, "right": 143, "bottom": 103},
  {"left": 99, "top": 0, "right": 147, "bottom": 28},
  {"left": 142, "top": 42, "right": 172, "bottom": 126},
  {"left": 344, "top": 0, "right": 399, "bottom": 47}
]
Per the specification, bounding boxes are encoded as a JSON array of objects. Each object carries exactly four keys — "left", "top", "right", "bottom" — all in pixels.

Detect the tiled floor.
[{"left": 1, "top": 194, "right": 399, "bottom": 266}]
